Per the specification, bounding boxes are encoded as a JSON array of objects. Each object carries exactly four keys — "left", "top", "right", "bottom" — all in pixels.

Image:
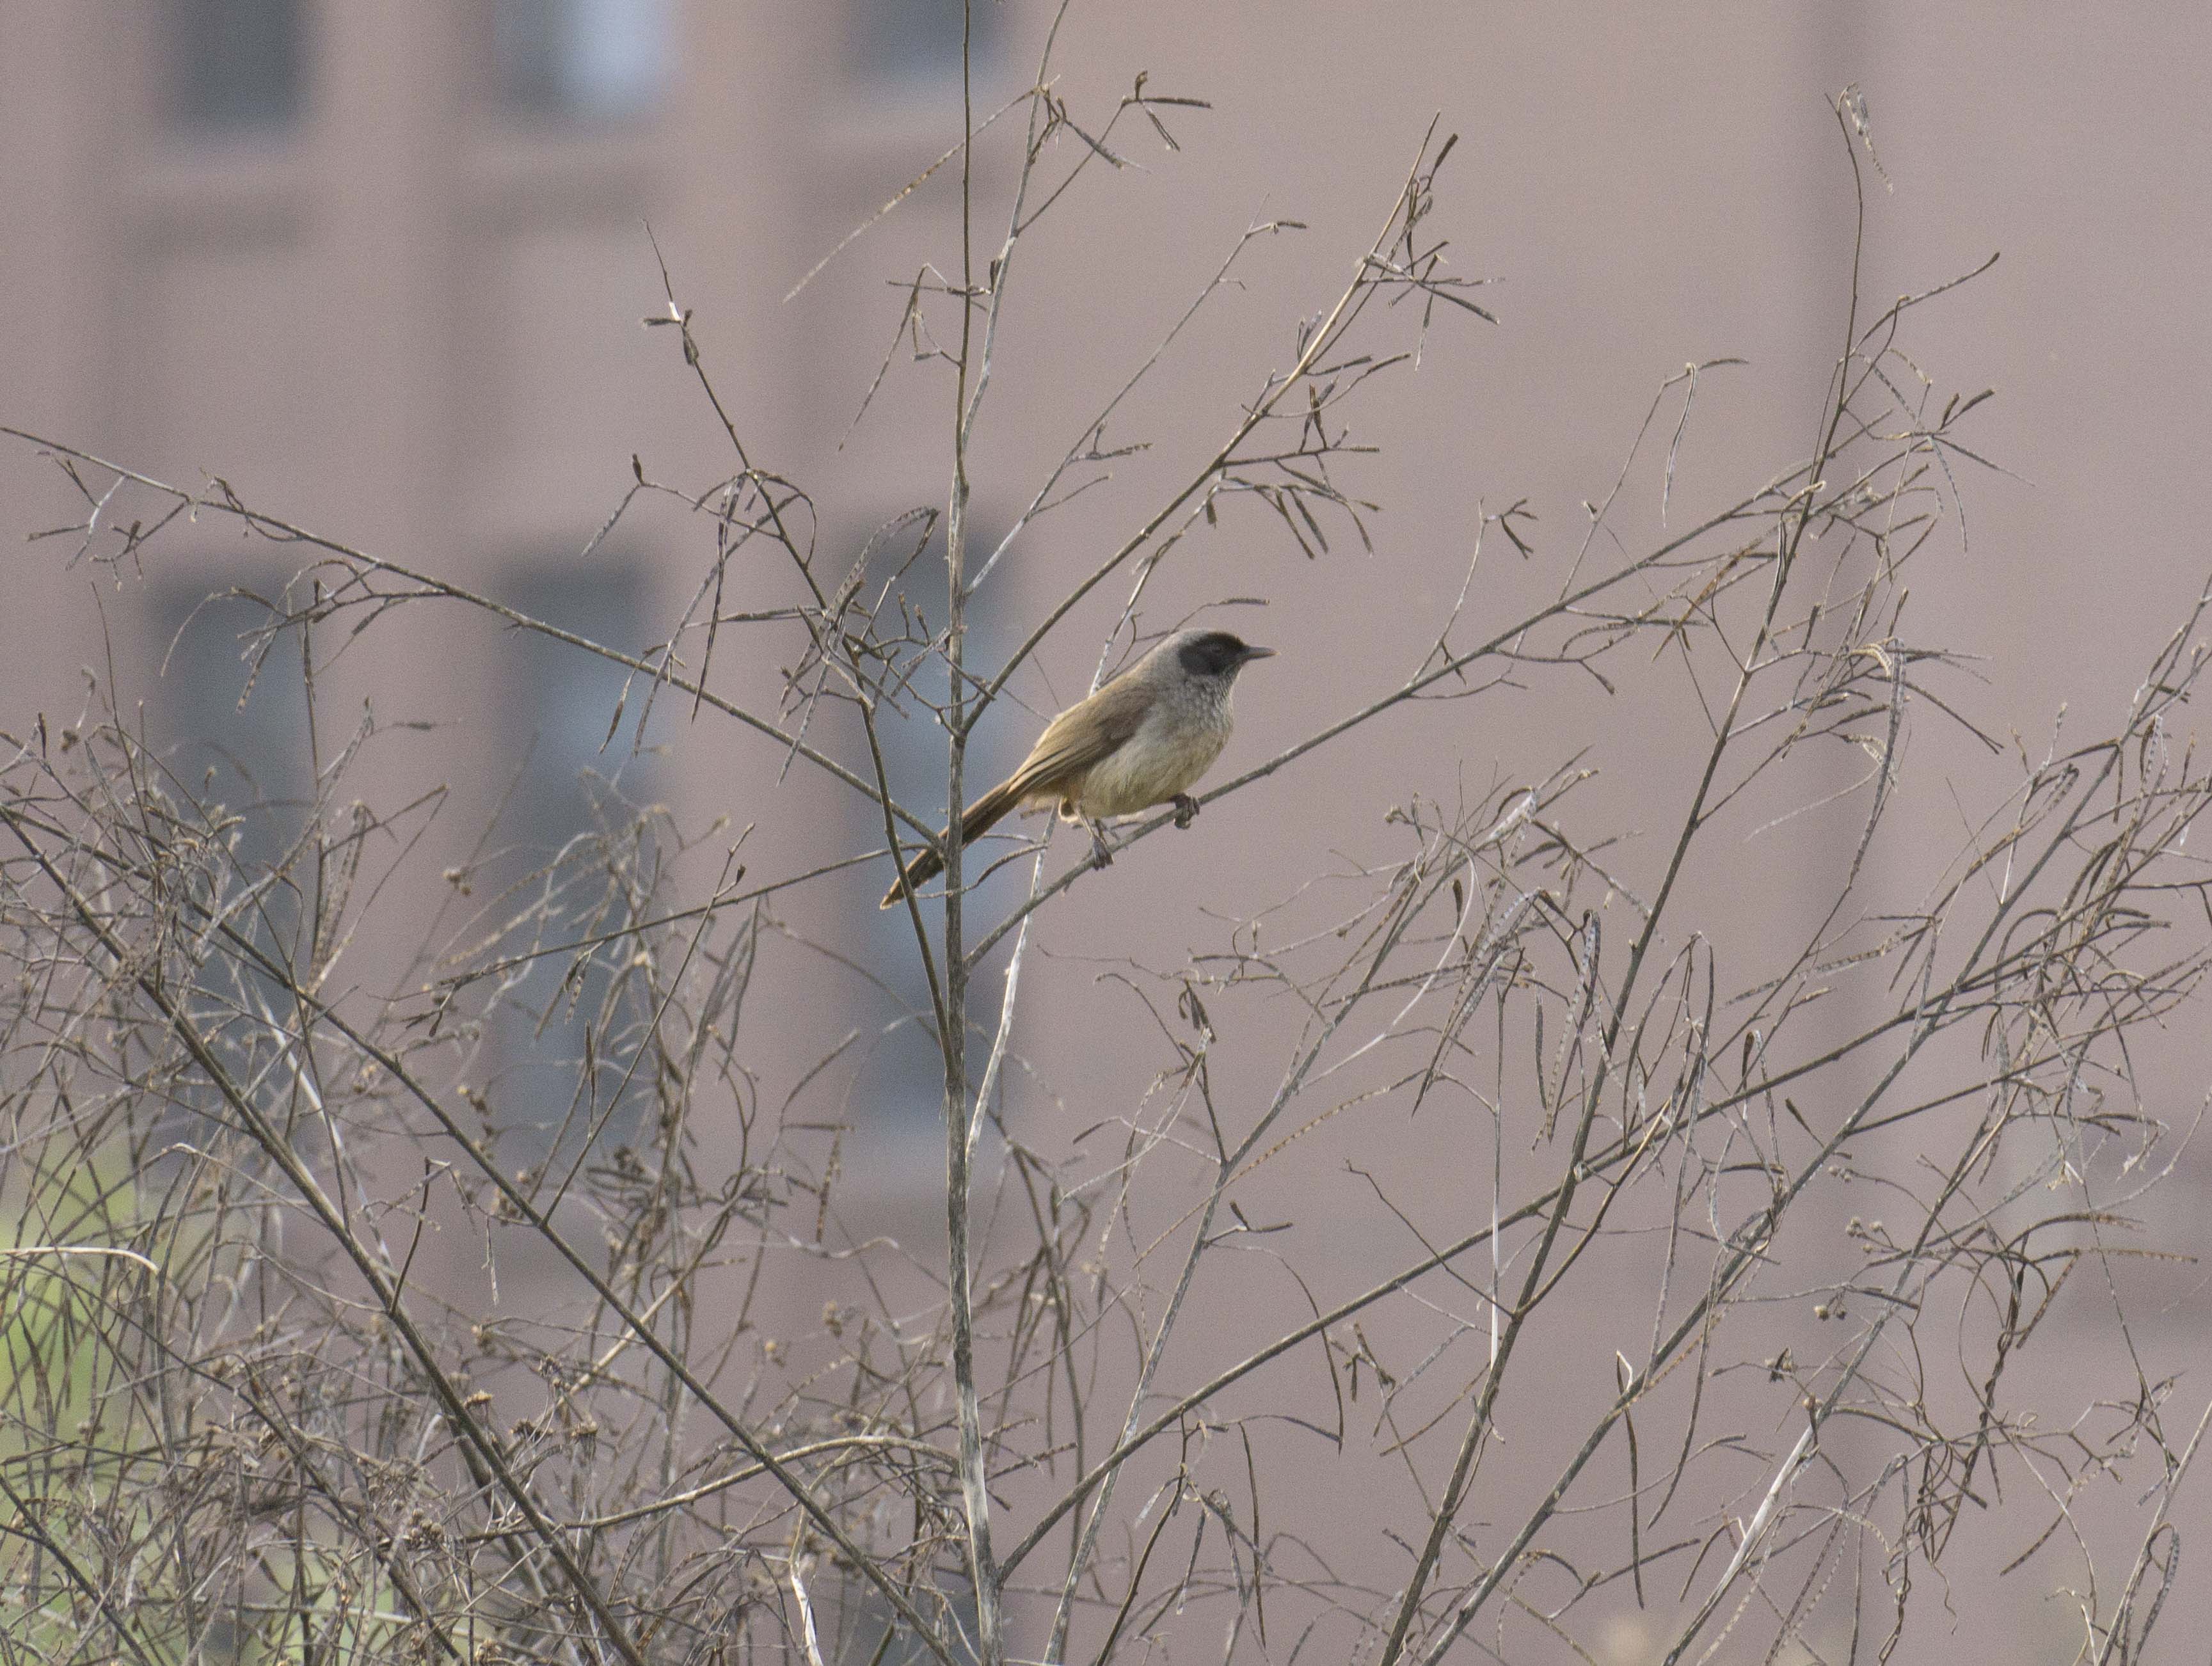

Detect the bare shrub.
[{"left": 3, "top": 38, "right": 2209, "bottom": 1666}]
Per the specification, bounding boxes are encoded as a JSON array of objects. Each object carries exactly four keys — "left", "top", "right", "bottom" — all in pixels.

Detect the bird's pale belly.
[{"left": 1040, "top": 716, "right": 1231, "bottom": 820}]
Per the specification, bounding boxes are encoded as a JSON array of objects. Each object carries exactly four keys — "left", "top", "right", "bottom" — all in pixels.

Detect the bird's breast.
[{"left": 1062, "top": 699, "right": 1232, "bottom": 819}]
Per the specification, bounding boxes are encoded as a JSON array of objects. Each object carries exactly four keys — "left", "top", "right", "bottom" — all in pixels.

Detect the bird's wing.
[
  {"left": 893, "top": 670, "right": 1155, "bottom": 907},
  {"left": 999, "top": 675, "right": 1152, "bottom": 807}
]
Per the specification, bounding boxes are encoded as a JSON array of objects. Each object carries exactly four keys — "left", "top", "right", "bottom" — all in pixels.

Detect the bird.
[{"left": 880, "top": 628, "right": 1275, "bottom": 908}]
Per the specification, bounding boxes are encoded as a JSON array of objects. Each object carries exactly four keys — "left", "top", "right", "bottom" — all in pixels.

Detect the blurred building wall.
[{"left": 5, "top": 3, "right": 2211, "bottom": 1658}]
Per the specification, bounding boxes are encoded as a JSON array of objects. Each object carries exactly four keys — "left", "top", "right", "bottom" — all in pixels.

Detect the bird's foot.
[
  {"left": 1172, "top": 793, "right": 1202, "bottom": 830},
  {"left": 1087, "top": 820, "right": 1115, "bottom": 869}
]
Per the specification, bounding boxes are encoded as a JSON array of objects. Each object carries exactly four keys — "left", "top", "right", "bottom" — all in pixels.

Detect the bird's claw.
[
  {"left": 1172, "top": 793, "right": 1201, "bottom": 830},
  {"left": 1088, "top": 821, "right": 1115, "bottom": 869}
]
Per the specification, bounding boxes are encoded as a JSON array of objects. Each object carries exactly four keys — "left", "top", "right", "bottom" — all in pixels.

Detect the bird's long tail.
[{"left": 879, "top": 776, "right": 1028, "bottom": 908}]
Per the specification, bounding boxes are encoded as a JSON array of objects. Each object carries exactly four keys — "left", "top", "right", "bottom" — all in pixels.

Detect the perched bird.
[{"left": 880, "top": 628, "right": 1275, "bottom": 908}]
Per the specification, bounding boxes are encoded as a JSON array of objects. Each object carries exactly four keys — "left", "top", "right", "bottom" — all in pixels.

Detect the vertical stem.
[{"left": 944, "top": 4, "right": 1004, "bottom": 1663}]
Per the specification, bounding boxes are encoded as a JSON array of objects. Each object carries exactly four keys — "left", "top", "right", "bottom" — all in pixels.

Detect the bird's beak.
[{"left": 1241, "top": 645, "right": 1277, "bottom": 662}]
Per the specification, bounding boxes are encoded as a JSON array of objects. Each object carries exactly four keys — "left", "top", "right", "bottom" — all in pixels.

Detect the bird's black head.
[{"left": 1175, "top": 630, "right": 1276, "bottom": 679}]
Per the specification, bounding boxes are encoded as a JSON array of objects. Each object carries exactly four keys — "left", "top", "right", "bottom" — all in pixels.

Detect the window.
[
  {"left": 481, "top": 567, "right": 664, "bottom": 1162},
  {"left": 848, "top": 0, "right": 998, "bottom": 84},
  {"left": 171, "top": 0, "right": 305, "bottom": 132},
  {"left": 153, "top": 587, "right": 311, "bottom": 880},
  {"left": 147, "top": 585, "right": 312, "bottom": 1139},
  {"left": 859, "top": 518, "right": 1022, "bottom": 1123},
  {"left": 492, "top": 0, "right": 670, "bottom": 122},
  {"left": 502, "top": 571, "right": 658, "bottom": 843}
]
